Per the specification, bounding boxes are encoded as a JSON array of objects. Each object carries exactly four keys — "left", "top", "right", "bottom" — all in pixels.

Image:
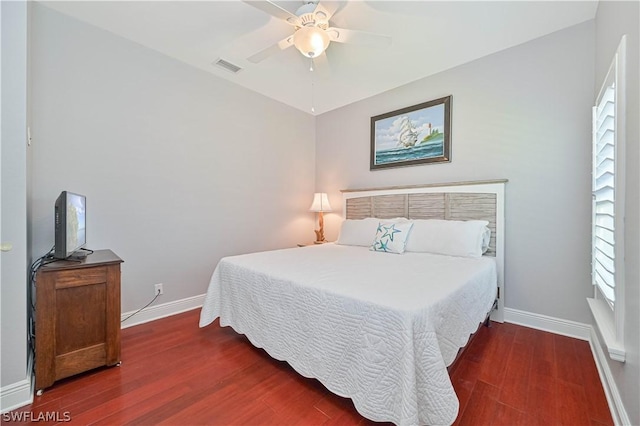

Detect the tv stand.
[{"left": 35, "top": 249, "right": 123, "bottom": 393}]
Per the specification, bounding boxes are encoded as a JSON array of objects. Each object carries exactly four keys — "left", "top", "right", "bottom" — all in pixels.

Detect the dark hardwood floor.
[{"left": 11, "top": 309, "right": 612, "bottom": 425}]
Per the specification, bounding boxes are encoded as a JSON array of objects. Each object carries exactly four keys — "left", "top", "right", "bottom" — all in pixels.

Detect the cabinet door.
[{"left": 54, "top": 266, "right": 109, "bottom": 381}]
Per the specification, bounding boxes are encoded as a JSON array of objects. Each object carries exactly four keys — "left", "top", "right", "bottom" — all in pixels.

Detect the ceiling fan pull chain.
[
  {"left": 311, "top": 64, "right": 315, "bottom": 113},
  {"left": 311, "top": 80, "right": 315, "bottom": 113}
]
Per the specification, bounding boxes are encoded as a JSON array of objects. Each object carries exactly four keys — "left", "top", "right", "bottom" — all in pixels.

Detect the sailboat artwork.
[
  {"left": 370, "top": 96, "right": 452, "bottom": 170},
  {"left": 397, "top": 117, "right": 419, "bottom": 148}
]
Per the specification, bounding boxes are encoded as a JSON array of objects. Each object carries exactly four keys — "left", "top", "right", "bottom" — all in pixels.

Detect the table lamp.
[{"left": 309, "top": 193, "right": 332, "bottom": 244}]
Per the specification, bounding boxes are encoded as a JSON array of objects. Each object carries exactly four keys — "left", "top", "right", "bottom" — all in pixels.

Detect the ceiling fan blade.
[
  {"left": 243, "top": 1, "right": 301, "bottom": 27},
  {"left": 326, "top": 27, "right": 392, "bottom": 48},
  {"left": 312, "top": 3, "right": 333, "bottom": 26},
  {"left": 247, "top": 35, "right": 294, "bottom": 64}
]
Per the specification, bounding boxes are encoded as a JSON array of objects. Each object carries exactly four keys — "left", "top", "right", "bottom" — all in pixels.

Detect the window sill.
[{"left": 587, "top": 297, "right": 626, "bottom": 362}]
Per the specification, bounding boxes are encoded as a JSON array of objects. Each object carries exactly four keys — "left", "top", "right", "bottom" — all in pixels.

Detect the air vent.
[{"left": 214, "top": 58, "right": 242, "bottom": 74}]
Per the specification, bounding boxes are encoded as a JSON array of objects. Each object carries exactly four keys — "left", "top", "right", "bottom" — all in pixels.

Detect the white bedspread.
[{"left": 199, "top": 244, "right": 497, "bottom": 426}]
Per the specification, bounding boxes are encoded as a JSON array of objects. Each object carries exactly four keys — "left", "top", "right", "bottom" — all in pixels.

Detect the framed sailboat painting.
[{"left": 370, "top": 96, "right": 452, "bottom": 170}]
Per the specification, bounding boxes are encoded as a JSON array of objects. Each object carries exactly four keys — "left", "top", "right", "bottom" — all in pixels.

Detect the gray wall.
[
  {"left": 316, "top": 22, "right": 596, "bottom": 324},
  {"left": 594, "top": 1, "right": 639, "bottom": 424},
  {"left": 29, "top": 4, "right": 316, "bottom": 313},
  {"left": 1, "top": 0, "right": 29, "bottom": 395}
]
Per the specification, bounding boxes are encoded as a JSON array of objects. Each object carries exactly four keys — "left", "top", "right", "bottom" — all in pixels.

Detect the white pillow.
[
  {"left": 370, "top": 221, "right": 414, "bottom": 254},
  {"left": 404, "top": 219, "right": 490, "bottom": 258},
  {"left": 335, "top": 218, "right": 381, "bottom": 246},
  {"left": 481, "top": 226, "right": 491, "bottom": 254}
]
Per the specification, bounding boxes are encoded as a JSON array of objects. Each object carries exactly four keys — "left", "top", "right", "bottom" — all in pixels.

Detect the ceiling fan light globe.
[{"left": 293, "top": 26, "right": 330, "bottom": 58}]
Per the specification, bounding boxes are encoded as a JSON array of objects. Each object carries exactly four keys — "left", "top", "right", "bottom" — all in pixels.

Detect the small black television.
[{"left": 53, "top": 191, "right": 87, "bottom": 259}]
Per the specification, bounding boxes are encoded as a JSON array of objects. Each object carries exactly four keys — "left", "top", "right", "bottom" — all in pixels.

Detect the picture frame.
[{"left": 370, "top": 95, "right": 451, "bottom": 170}]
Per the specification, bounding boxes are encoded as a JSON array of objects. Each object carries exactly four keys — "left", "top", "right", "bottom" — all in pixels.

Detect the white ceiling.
[{"left": 41, "top": 1, "right": 598, "bottom": 115}]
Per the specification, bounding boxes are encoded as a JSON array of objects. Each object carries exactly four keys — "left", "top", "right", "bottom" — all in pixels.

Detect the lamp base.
[{"left": 314, "top": 228, "right": 326, "bottom": 244}]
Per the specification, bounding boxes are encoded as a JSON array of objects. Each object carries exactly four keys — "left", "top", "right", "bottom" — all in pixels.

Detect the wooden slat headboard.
[
  {"left": 345, "top": 192, "right": 498, "bottom": 256},
  {"left": 341, "top": 179, "right": 507, "bottom": 321}
]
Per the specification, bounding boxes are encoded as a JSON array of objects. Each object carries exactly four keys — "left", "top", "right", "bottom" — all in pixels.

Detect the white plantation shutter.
[
  {"left": 588, "top": 35, "right": 626, "bottom": 363},
  {"left": 592, "top": 84, "right": 616, "bottom": 306}
]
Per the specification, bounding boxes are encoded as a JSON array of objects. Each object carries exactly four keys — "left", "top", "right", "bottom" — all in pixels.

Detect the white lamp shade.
[
  {"left": 309, "top": 193, "right": 332, "bottom": 212},
  {"left": 293, "top": 26, "right": 330, "bottom": 58}
]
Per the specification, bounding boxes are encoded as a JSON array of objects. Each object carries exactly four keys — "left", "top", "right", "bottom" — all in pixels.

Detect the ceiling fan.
[{"left": 243, "top": 0, "right": 391, "bottom": 64}]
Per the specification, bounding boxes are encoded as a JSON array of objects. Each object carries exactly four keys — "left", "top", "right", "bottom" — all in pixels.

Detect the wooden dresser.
[{"left": 35, "top": 249, "right": 123, "bottom": 393}]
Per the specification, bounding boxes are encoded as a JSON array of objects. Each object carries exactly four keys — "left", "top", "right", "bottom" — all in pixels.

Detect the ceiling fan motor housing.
[{"left": 295, "top": 1, "right": 328, "bottom": 29}]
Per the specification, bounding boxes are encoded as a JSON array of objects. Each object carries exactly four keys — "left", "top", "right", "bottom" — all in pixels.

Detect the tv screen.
[{"left": 54, "top": 191, "right": 86, "bottom": 259}]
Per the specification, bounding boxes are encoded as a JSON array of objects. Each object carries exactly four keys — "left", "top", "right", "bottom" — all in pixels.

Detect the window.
[
  {"left": 588, "top": 35, "right": 626, "bottom": 362},
  {"left": 592, "top": 67, "right": 617, "bottom": 306}
]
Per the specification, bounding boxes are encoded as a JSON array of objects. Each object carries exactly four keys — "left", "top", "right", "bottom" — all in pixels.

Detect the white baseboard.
[
  {"left": 589, "top": 327, "right": 631, "bottom": 426},
  {"left": 120, "top": 294, "right": 205, "bottom": 329},
  {"left": 1, "top": 347, "right": 34, "bottom": 414},
  {"left": 0, "top": 377, "right": 32, "bottom": 414},
  {"left": 504, "top": 307, "right": 591, "bottom": 340}
]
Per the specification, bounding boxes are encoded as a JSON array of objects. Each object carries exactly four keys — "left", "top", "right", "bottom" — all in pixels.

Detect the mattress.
[{"left": 199, "top": 243, "right": 497, "bottom": 425}]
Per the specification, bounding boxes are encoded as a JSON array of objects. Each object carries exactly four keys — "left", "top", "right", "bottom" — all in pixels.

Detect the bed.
[{"left": 199, "top": 180, "right": 506, "bottom": 425}]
